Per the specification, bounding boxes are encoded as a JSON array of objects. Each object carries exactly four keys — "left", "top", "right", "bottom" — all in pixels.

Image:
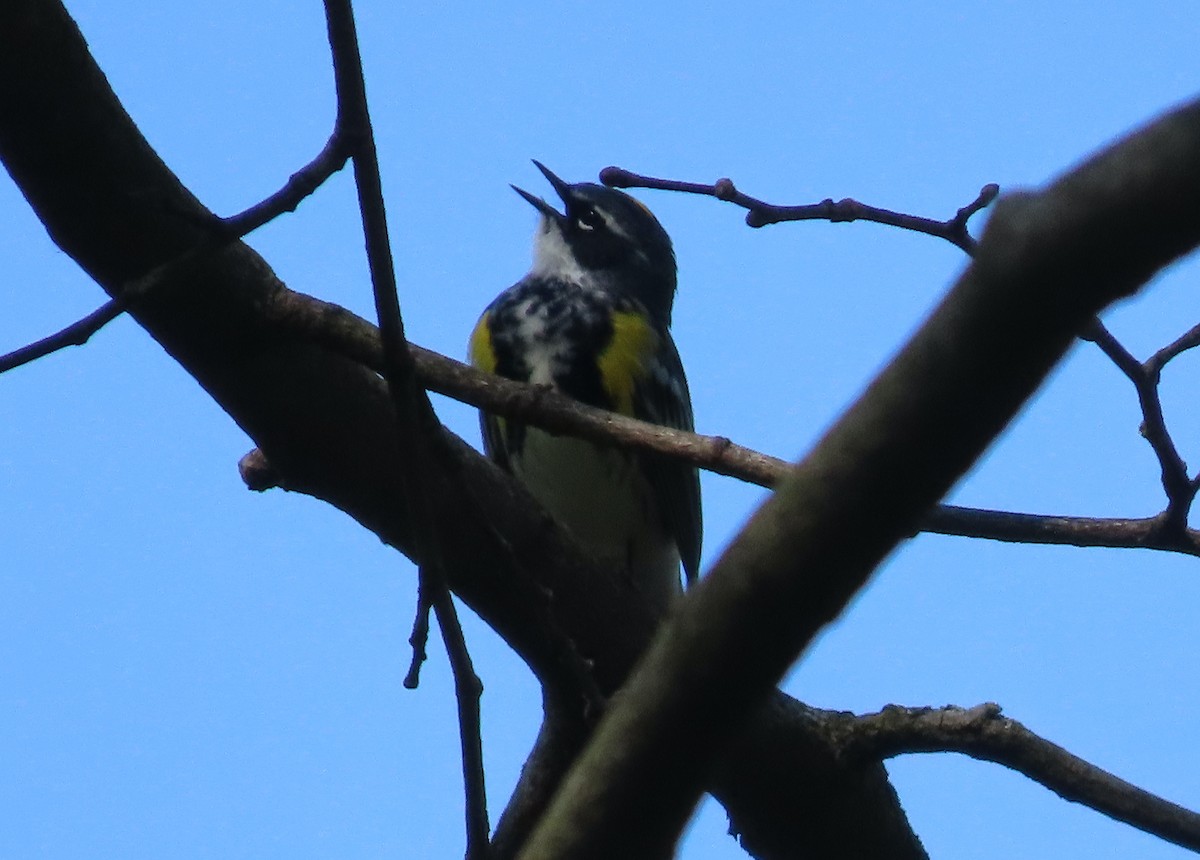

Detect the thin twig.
[
  {"left": 434, "top": 587, "right": 491, "bottom": 859},
  {"left": 1, "top": 127, "right": 351, "bottom": 380},
  {"left": 1080, "top": 319, "right": 1197, "bottom": 525},
  {"left": 322, "top": 4, "right": 490, "bottom": 857},
  {"left": 219, "top": 130, "right": 352, "bottom": 238},
  {"left": 925, "top": 505, "right": 1200, "bottom": 555},
  {"left": 403, "top": 567, "right": 436, "bottom": 689},
  {"left": 1, "top": 245, "right": 213, "bottom": 377},
  {"left": 0, "top": 298, "right": 126, "bottom": 374},
  {"left": 1080, "top": 318, "right": 1144, "bottom": 382},
  {"left": 834, "top": 703, "right": 1200, "bottom": 854},
  {"left": 600, "top": 166, "right": 998, "bottom": 254},
  {"left": 1147, "top": 319, "right": 1200, "bottom": 373}
]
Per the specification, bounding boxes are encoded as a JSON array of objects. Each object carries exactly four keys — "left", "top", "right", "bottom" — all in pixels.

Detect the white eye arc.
[{"left": 575, "top": 208, "right": 603, "bottom": 232}]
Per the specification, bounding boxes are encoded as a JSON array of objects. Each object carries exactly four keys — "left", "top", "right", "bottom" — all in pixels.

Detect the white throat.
[{"left": 528, "top": 220, "right": 589, "bottom": 283}]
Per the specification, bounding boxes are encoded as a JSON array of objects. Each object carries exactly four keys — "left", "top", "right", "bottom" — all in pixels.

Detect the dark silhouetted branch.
[
  {"left": 323, "top": 3, "right": 490, "bottom": 855},
  {"left": 219, "top": 131, "right": 352, "bottom": 238},
  {"left": 0, "top": 297, "right": 125, "bottom": 374},
  {"left": 833, "top": 703, "right": 1200, "bottom": 854},
  {"left": 520, "top": 96, "right": 1200, "bottom": 859},
  {"left": 1148, "top": 319, "right": 1200, "bottom": 371},
  {"left": 403, "top": 569, "right": 436, "bottom": 689},
  {"left": 923, "top": 505, "right": 1200, "bottom": 555},
  {"left": 601, "top": 165, "right": 997, "bottom": 254},
  {"left": 434, "top": 587, "right": 491, "bottom": 859},
  {"left": 1081, "top": 318, "right": 1199, "bottom": 528},
  {"left": 2, "top": 121, "right": 351, "bottom": 379}
]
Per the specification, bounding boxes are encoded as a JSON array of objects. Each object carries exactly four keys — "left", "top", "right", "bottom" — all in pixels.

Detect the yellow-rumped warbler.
[{"left": 469, "top": 162, "right": 701, "bottom": 613}]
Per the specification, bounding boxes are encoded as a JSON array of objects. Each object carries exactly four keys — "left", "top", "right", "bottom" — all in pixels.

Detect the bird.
[{"left": 468, "top": 162, "right": 701, "bottom": 615}]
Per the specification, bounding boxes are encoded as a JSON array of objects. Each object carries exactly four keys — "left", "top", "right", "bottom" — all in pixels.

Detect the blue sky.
[{"left": 2, "top": 2, "right": 1198, "bottom": 858}]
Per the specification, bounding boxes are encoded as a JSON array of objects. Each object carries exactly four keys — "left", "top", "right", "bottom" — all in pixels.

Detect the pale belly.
[{"left": 512, "top": 427, "right": 682, "bottom": 613}]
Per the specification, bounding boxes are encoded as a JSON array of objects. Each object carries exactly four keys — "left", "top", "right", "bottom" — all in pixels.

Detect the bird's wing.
[{"left": 634, "top": 333, "right": 703, "bottom": 584}]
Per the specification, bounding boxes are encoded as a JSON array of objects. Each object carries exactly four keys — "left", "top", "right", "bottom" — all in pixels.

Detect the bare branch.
[
  {"left": 1081, "top": 317, "right": 1146, "bottom": 381},
  {"left": 218, "top": 131, "right": 352, "bottom": 238},
  {"left": 491, "top": 705, "right": 591, "bottom": 860},
  {"left": 519, "top": 97, "right": 1200, "bottom": 859},
  {"left": 923, "top": 505, "right": 1200, "bottom": 556},
  {"left": 1, "top": 123, "right": 351, "bottom": 379},
  {"left": 833, "top": 703, "right": 1200, "bottom": 854},
  {"left": 403, "top": 568, "right": 436, "bottom": 689},
  {"left": 0, "top": 297, "right": 125, "bottom": 374},
  {"left": 1081, "top": 319, "right": 1197, "bottom": 526},
  {"left": 600, "top": 165, "right": 997, "bottom": 254},
  {"left": 323, "top": 6, "right": 492, "bottom": 858},
  {"left": 255, "top": 289, "right": 1200, "bottom": 559},
  {"left": 1, "top": 247, "right": 206, "bottom": 378},
  {"left": 4, "top": 6, "right": 1194, "bottom": 855},
  {"left": 1148, "top": 319, "right": 1200, "bottom": 372},
  {"left": 434, "top": 588, "right": 492, "bottom": 859}
]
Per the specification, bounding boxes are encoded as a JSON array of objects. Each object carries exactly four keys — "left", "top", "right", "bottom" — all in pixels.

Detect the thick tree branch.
[
  {"left": 831, "top": 703, "right": 1200, "bottom": 853},
  {"left": 518, "top": 98, "right": 1200, "bottom": 859},
  {"left": 10, "top": 5, "right": 1199, "bottom": 859},
  {"left": 601, "top": 166, "right": 998, "bottom": 254},
  {"left": 491, "top": 699, "right": 595, "bottom": 859},
  {"left": 1, "top": 5, "right": 928, "bottom": 858}
]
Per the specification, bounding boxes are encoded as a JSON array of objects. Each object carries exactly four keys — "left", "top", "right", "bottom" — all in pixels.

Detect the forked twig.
[
  {"left": 601, "top": 165, "right": 998, "bottom": 254},
  {"left": 1081, "top": 319, "right": 1199, "bottom": 528}
]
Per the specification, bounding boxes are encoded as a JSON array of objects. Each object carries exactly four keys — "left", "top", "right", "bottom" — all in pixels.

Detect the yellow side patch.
[
  {"left": 468, "top": 313, "right": 507, "bottom": 452},
  {"left": 468, "top": 312, "right": 497, "bottom": 373},
  {"left": 598, "top": 311, "right": 657, "bottom": 416}
]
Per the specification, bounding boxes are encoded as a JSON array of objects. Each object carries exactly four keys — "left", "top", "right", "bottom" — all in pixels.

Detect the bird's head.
[{"left": 514, "top": 161, "right": 677, "bottom": 325}]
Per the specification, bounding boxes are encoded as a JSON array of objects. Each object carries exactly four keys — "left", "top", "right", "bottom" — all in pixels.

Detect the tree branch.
[
  {"left": 7, "top": 5, "right": 1195, "bottom": 859},
  {"left": 517, "top": 97, "right": 1200, "bottom": 859},
  {"left": 1081, "top": 318, "right": 1198, "bottom": 527},
  {"left": 923, "top": 505, "right": 1200, "bottom": 555},
  {"left": 254, "top": 289, "right": 1200, "bottom": 558},
  {"left": 1, "top": 91, "right": 351, "bottom": 379},
  {"left": 1, "top": 6, "right": 931, "bottom": 859},
  {"left": 1148, "top": 318, "right": 1200, "bottom": 372},
  {"left": 402, "top": 568, "right": 436, "bottom": 689},
  {"left": 218, "top": 130, "right": 351, "bottom": 238},
  {"left": 434, "top": 586, "right": 491, "bottom": 860},
  {"left": 0, "top": 297, "right": 126, "bottom": 374},
  {"left": 8, "top": 102, "right": 1195, "bottom": 566},
  {"left": 322, "top": 3, "right": 491, "bottom": 855},
  {"left": 832, "top": 703, "right": 1200, "bottom": 854},
  {"left": 600, "top": 166, "right": 998, "bottom": 254}
]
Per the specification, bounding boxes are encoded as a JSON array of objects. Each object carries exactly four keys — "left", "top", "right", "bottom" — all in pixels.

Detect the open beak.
[{"left": 511, "top": 160, "right": 573, "bottom": 221}]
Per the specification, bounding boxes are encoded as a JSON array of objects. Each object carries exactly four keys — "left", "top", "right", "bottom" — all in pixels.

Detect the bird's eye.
[{"left": 575, "top": 208, "right": 603, "bottom": 232}]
